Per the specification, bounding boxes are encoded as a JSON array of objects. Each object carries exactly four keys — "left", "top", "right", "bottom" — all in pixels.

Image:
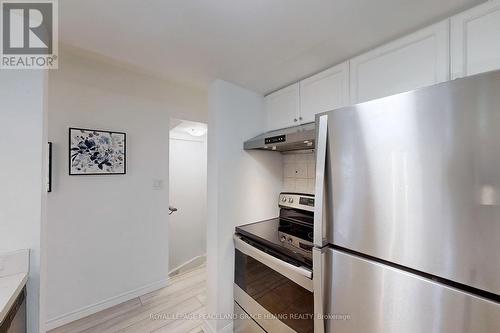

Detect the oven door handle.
[{"left": 234, "top": 235, "right": 313, "bottom": 291}]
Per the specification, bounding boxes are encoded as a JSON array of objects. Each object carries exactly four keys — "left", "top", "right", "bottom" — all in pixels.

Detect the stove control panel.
[
  {"left": 278, "top": 231, "right": 313, "bottom": 259},
  {"left": 279, "top": 193, "right": 314, "bottom": 212}
]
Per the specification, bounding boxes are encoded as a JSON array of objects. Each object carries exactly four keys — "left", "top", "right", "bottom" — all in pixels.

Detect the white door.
[
  {"left": 168, "top": 123, "right": 207, "bottom": 272},
  {"left": 350, "top": 21, "right": 450, "bottom": 104},
  {"left": 299, "top": 62, "right": 350, "bottom": 123},
  {"left": 265, "top": 83, "right": 300, "bottom": 131},
  {"left": 451, "top": 0, "right": 500, "bottom": 79}
]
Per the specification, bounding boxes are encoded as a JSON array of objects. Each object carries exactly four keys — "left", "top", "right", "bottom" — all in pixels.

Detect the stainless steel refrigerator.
[{"left": 312, "top": 70, "right": 500, "bottom": 333}]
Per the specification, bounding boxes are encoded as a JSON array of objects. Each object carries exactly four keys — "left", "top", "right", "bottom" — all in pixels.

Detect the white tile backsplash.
[
  {"left": 307, "top": 178, "right": 316, "bottom": 194},
  {"left": 307, "top": 161, "right": 315, "bottom": 179},
  {"left": 283, "top": 178, "right": 296, "bottom": 192},
  {"left": 295, "top": 163, "right": 307, "bottom": 178},
  {"left": 283, "top": 154, "right": 296, "bottom": 164},
  {"left": 284, "top": 163, "right": 297, "bottom": 178},
  {"left": 295, "top": 178, "right": 309, "bottom": 193},
  {"left": 282, "top": 150, "right": 315, "bottom": 194}
]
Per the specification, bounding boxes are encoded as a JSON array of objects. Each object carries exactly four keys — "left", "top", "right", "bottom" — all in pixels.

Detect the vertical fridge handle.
[
  {"left": 314, "top": 114, "right": 328, "bottom": 247},
  {"left": 314, "top": 114, "right": 328, "bottom": 333},
  {"left": 313, "top": 247, "right": 326, "bottom": 333}
]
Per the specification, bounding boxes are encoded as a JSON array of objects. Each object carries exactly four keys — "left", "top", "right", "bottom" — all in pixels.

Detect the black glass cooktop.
[{"left": 236, "top": 218, "right": 313, "bottom": 267}]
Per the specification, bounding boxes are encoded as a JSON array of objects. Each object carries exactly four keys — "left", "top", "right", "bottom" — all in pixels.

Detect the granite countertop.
[
  {"left": 0, "top": 249, "right": 29, "bottom": 326},
  {"left": 0, "top": 273, "right": 28, "bottom": 325}
]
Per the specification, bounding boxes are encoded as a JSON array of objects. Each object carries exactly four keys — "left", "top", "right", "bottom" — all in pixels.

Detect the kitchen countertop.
[
  {"left": 0, "top": 273, "right": 28, "bottom": 325},
  {"left": 0, "top": 249, "right": 29, "bottom": 326}
]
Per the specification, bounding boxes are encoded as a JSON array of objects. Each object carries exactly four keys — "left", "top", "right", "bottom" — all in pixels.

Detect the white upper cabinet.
[
  {"left": 350, "top": 21, "right": 450, "bottom": 104},
  {"left": 299, "top": 62, "right": 349, "bottom": 124},
  {"left": 451, "top": 0, "right": 500, "bottom": 79},
  {"left": 265, "top": 83, "right": 300, "bottom": 131}
]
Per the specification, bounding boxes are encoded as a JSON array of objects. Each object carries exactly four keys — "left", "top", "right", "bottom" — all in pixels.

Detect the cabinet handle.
[
  {"left": 294, "top": 118, "right": 298, "bottom": 122},
  {"left": 299, "top": 117, "right": 303, "bottom": 121}
]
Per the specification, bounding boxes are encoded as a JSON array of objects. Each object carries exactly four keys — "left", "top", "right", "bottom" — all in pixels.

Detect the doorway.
[{"left": 168, "top": 119, "right": 208, "bottom": 276}]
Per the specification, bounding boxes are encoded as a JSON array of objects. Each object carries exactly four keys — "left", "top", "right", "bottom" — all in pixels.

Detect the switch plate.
[{"left": 153, "top": 179, "right": 164, "bottom": 190}]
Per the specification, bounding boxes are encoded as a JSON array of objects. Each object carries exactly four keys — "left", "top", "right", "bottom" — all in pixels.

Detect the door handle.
[
  {"left": 168, "top": 206, "right": 178, "bottom": 215},
  {"left": 314, "top": 115, "right": 328, "bottom": 333},
  {"left": 314, "top": 115, "right": 328, "bottom": 247},
  {"left": 313, "top": 247, "right": 326, "bottom": 333},
  {"left": 234, "top": 235, "right": 313, "bottom": 291}
]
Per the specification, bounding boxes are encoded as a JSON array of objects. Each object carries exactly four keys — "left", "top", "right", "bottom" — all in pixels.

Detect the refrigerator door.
[
  {"left": 317, "top": 70, "right": 500, "bottom": 295},
  {"left": 322, "top": 248, "right": 500, "bottom": 333}
]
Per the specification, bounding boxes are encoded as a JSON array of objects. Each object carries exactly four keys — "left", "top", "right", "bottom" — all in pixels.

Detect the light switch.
[{"left": 153, "top": 179, "right": 164, "bottom": 190}]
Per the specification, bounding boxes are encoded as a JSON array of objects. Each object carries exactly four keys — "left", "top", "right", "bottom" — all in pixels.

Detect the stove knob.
[
  {"left": 288, "top": 197, "right": 294, "bottom": 203},
  {"left": 280, "top": 235, "right": 286, "bottom": 242},
  {"left": 287, "top": 237, "right": 293, "bottom": 244},
  {"left": 281, "top": 197, "right": 287, "bottom": 202}
]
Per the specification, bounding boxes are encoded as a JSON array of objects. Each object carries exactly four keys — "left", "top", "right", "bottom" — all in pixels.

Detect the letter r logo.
[{"left": 2, "top": 2, "right": 53, "bottom": 54}]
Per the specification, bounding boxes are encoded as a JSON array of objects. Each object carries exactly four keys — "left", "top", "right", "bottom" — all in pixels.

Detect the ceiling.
[
  {"left": 60, "top": 0, "right": 484, "bottom": 94},
  {"left": 170, "top": 119, "right": 208, "bottom": 141}
]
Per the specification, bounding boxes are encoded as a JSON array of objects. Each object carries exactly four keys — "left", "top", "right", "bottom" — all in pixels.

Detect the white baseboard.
[
  {"left": 169, "top": 254, "right": 206, "bottom": 277},
  {"left": 45, "top": 277, "right": 169, "bottom": 331}
]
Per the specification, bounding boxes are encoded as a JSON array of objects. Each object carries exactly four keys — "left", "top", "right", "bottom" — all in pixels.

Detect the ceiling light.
[{"left": 185, "top": 127, "right": 207, "bottom": 137}]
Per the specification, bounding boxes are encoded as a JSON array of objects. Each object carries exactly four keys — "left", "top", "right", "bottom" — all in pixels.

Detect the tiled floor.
[{"left": 49, "top": 265, "right": 207, "bottom": 333}]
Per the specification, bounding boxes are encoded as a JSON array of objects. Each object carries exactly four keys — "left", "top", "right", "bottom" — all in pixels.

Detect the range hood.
[{"left": 244, "top": 122, "right": 315, "bottom": 152}]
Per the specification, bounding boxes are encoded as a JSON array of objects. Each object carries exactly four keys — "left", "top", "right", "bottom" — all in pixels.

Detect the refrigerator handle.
[
  {"left": 313, "top": 247, "right": 326, "bottom": 333},
  {"left": 314, "top": 114, "right": 328, "bottom": 247}
]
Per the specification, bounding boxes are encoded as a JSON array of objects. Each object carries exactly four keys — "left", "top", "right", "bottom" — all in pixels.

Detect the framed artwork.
[
  {"left": 69, "top": 128, "right": 126, "bottom": 175},
  {"left": 47, "top": 142, "right": 52, "bottom": 192}
]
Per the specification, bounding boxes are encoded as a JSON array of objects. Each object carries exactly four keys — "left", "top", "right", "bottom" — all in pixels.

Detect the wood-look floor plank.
[
  {"left": 49, "top": 266, "right": 207, "bottom": 333},
  {"left": 185, "top": 326, "right": 205, "bottom": 333},
  {"left": 115, "top": 298, "right": 203, "bottom": 333},
  {"left": 169, "top": 264, "right": 206, "bottom": 281},
  {"left": 195, "top": 292, "right": 206, "bottom": 305},
  {"left": 140, "top": 271, "right": 205, "bottom": 305},
  {"left": 144, "top": 282, "right": 206, "bottom": 309},
  {"left": 151, "top": 306, "right": 206, "bottom": 333},
  {"left": 81, "top": 286, "right": 205, "bottom": 333}
]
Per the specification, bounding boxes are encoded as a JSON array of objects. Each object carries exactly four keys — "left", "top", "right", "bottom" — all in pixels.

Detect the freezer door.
[
  {"left": 322, "top": 248, "right": 500, "bottom": 333},
  {"left": 318, "top": 70, "right": 500, "bottom": 295}
]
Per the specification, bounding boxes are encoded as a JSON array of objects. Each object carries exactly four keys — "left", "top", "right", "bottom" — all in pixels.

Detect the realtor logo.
[{"left": 1, "top": 0, "right": 58, "bottom": 69}]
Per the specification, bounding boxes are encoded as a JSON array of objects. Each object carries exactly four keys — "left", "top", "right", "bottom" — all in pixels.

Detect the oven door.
[
  {"left": 234, "top": 301, "right": 266, "bottom": 333},
  {"left": 234, "top": 235, "right": 314, "bottom": 333}
]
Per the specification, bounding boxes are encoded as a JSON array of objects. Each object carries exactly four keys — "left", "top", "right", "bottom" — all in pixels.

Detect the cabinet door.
[
  {"left": 350, "top": 21, "right": 450, "bottom": 104},
  {"left": 299, "top": 62, "right": 349, "bottom": 123},
  {"left": 451, "top": 0, "right": 500, "bottom": 79},
  {"left": 265, "top": 83, "right": 300, "bottom": 131}
]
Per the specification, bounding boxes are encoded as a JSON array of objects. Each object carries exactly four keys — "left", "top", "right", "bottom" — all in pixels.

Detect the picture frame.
[
  {"left": 47, "top": 142, "right": 52, "bottom": 192},
  {"left": 69, "top": 127, "right": 127, "bottom": 175}
]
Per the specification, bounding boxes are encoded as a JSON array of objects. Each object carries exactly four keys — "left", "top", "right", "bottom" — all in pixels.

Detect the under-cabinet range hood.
[{"left": 244, "top": 122, "right": 315, "bottom": 152}]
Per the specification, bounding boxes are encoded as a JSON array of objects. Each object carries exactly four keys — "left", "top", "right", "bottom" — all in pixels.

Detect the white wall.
[
  {"left": 168, "top": 132, "right": 207, "bottom": 271},
  {"left": 207, "top": 80, "right": 283, "bottom": 332},
  {"left": 0, "top": 70, "right": 47, "bottom": 333},
  {"left": 45, "top": 47, "right": 207, "bottom": 329}
]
